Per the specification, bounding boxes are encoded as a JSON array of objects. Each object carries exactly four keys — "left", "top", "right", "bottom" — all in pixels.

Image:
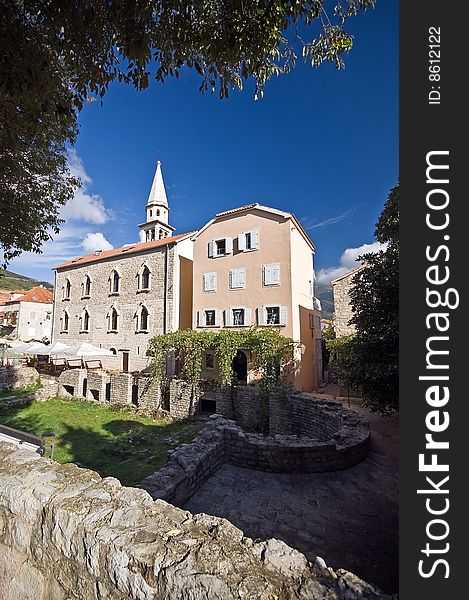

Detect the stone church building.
[{"left": 52, "top": 162, "right": 193, "bottom": 372}]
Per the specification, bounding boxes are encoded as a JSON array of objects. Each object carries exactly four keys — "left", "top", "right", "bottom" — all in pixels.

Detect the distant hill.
[
  {"left": 0, "top": 269, "right": 53, "bottom": 292},
  {"left": 315, "top": 281, "right": 334, "bottom": 318}
]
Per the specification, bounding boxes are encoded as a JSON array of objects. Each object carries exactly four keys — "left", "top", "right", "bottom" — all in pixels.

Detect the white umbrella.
[
  {"left": 9, "top": 342, "right": 35, "bottom": 354},
  {"left": 40, "top": 341, "right": 72, "bottom": 356},
  {"left": 24, "top": 342, "right": 50, "bottom": 355},
  {"left": 62, "top": 343, "right": 114, "bottom": 357}
]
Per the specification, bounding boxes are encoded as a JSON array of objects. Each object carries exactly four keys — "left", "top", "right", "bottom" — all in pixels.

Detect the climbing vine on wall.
[{"left": 147, "top": 327, "right": 296, "bottom": 388}]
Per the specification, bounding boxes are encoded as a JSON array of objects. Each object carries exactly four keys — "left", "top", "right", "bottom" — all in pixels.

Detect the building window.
[
  {"left": 157, "top": 209, "right": 160, "bottom": 216},
  {"left": 82, "top": 274, "right": 91, "bottom": 298},
  {"left": 139, "top": 306, "right": 149, "bottom": 331},
  {"left": 266, "top": 306, "right": 280, "bottom": 325},
  {"left": 208, "top": 237, "right": 232, "bottom": 258},
  {"left": 108, "top": 307, "right": 118, "bottom": 332},
  {"left": 238, "top": 230, "right": 259, "bottom": 252},
  {"left": 197, "top": 309, "right": 221, "bottom": 328},
  {"left": 225, "top": 306, "right": 252, "bottom": 327},
  {"left": 263, "top": 263, "right": 280, "bottom": 286},
  {"left": 203, "top": 272, "right": 217, "bottom": 292},
  {"left": 61, "top": 310, "right": 69, "bottom": 333},
  {"left": 229, "top": 268, "right": 245, "bottom": 290},
  {"left": 149, "top": 209, "right": 153, "bottom": 218},
  {"left": 205, "top": 310, "right": 216, "bottom": 326},
  {"left": 110, "top": 347, "right": 117, "bottom": 355},
  {"left": 258, "top": 305, "right": 287, "bottom": 326},
  {"left": 64, "top": 278, "right": 71, "bottom": 300},
  {"left": 110, "top": 270, "right": 120, "bottom": 294},
  {"left": 205, "top": 352, "right": 215, "bottom": 369},
  {"left": 45, "top": 312, "right": 51, "bottom": 321},
  {"left": 138, "top": 264, "right": 151, "bottom": 291},
  {"left": 233, "top": 308, "right": 245, "bottom": 326},
  {"left": 80, "top": 309, "right": 90, "bottom": 333}
]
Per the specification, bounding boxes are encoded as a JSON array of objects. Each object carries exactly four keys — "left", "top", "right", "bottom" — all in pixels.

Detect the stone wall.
[
  {"left": 54, "top": 370, "right": 162, "bottom": 414},
  {"left": 139, "top": 418, "right": 225, "bottom": 506},
  {"left": 168, "top": 378, "right": 199, "bottom": 420},
  {"left": 0, "top": 441, "right": 389, "bottom": 600},
  {"left": 331, "top": 267, "right": 365, "bottom": 337},
  {"left": 141, "top": 407, "right": 370, "bottom": 501},
  {"left": 0, "top": 366, "right": 40, "bottom": 392}
]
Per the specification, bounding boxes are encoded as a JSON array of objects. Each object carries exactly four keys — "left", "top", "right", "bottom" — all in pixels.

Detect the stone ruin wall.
[
  {"left": 0, "top": 441, "right": 390, "bottom": 600},
  {"left": 140, "top": 406, "right": 370, "bottom": 505}
]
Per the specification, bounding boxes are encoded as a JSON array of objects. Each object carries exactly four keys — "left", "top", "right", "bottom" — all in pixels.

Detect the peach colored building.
[{"left": 191, "top": 204, "right": 322, "bottom": 391}]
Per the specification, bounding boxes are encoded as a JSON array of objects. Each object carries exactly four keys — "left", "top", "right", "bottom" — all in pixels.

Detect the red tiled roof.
[
  {"left": 54, "top": 232, "right": 194, "bottom": 270},
  {"left": 14, "top": 287, "right": 53, "bottom": 304},
  {"left": 215, "top": 204, "right": 258, "bottom": 217}
]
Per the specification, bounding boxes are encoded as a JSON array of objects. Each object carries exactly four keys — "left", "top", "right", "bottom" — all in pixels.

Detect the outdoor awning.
[{"left": 62, "top": 343, "right": 114, "bottom": 357}]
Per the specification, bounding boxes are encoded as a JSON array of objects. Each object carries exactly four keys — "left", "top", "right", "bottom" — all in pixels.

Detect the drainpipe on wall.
[
  {"left": 50, "top": 270, "right": 57, "bottom": 343},
  {"left": 163, "top": 243, "right": 169, "bottom": 335}
]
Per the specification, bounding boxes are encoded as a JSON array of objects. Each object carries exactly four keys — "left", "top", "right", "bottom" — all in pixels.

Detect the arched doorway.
[{"left": 232, "top": 350, "right": 248, "bottom": 383}]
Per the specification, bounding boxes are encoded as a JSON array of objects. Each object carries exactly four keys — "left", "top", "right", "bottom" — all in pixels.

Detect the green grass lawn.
[{"left": 0, "top": 397, "right": 203, "bottom": 486}]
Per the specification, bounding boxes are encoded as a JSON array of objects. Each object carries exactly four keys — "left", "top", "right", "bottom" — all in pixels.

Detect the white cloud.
[
  {"left": 302, "top": 209, "right": 354, "bottom": 230},
  {"left": 61, "top": 149, "right": 111, "bottom": 224},
  {"left": 81, "top": 232, "right": 114, "bottom": 254},
  {"left": 316, "top": 242, "right": 387, "bottom": 285}
]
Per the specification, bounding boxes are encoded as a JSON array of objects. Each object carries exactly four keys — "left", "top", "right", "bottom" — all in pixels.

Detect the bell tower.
[{"left": 139, "top": 161, "right": 175, "bottom": 243}]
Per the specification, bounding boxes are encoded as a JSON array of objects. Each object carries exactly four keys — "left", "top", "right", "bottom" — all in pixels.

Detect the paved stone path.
[{"left": 184, "top": 402, "right": 398, "bottom": 594}]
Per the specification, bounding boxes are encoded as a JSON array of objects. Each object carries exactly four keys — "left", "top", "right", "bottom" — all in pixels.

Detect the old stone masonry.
[{"left": 0, "top": 441, "right": 393, "bottom": 600}]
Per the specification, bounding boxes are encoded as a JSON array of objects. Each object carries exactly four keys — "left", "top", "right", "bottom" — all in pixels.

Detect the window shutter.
[
  {"left": 225, "top": 237, "right": 233, "bottom": 254},
  {"left": 272, "top": 264, "right": 280, "bottom": 284},
  {"left": 251, "top": 230, "right": 259, "bottom": 249},
  {"left": 208, "top": 241, "right": 215, "bottom": 258},
  {"left": 238, "top": 233, "right": 246, "bottom": 251},
  {"left": 244, "top": 307, "right": 252, "bottom": 326},
  {"left": 258, "top": 306, "right": 266, "bottom": 325},
  {"left": 280, "top": 306, "right": 288, "bottom": 326},
  {"left": 230, "top": 268, "right": 245, "bottom": 289},
  {"left": 203, "top": 272, "right": 216, "bottom": 292},
  {"left": 214, "top": 309, "right": 222, "bottom": 327},
  {"left": 263, "top": 264, "right": 279, "bottom": 285},
  {"left": 225, "top": 308, "right": 233, "bottom": 326},
  {"left": 197, "top": 310, "right": 203, "bottom": 327}
]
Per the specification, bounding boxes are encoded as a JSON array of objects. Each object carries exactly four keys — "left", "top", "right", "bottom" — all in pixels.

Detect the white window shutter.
[
  {"left": 238, "top": 233, "right": 246, "bottom": 251},
  {"left": 251, "top": 230, "right": 259, "bottom": 249},
  {"left": 272, "top": 263, "right": 280, "bottom": 284},
  {"left": 225, "top": 237, "right": 233, "bottom": 254},
  {"left": 280, "top": 306, "right": 288, "bottom": 326},
  {"left": 208, "top": 241, "right": 215, "bottom": 258},
  {"left": 203, "top": 272, "right": 216, "bottom": 292},
  {"left": 225, "top": 308, "right": 233, "bottom": 326},
  {"left": 214, "top": 309, "right": 222, "bottom": 327},
  {"left": 258, "top": 306, "right": 266, "bottom": 325},
  {"left": 263, "top": 264, "right": 279, "bottom": 285},
  {"left": 230, "top": 268, "right": 245, "bottom": 289},
  {"left": 197, "top": 310, "right": 203, "bottom": 327},
  {"left": 244, "top": 307, "right": 252, "bottom": 326}
]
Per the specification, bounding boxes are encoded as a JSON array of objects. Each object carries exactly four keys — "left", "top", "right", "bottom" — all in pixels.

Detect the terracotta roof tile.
[
  {"left": 215, "top": 204, "right": 259, "bottom": 217},
  {"left": 55, "top": 232, "right": 194, "bottom": 270},
  {"left": 9, "top": 287, "right": 53, "bottom": 304}
]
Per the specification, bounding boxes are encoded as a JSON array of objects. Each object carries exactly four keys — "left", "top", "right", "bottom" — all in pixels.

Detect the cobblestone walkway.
[{"left": 184, "top": 404, "right": 398, "bottom": 594}]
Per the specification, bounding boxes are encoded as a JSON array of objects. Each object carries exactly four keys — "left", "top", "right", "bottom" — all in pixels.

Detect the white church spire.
[
  {"left": 146, "top": 160, "right": 168, "bottom": 209},
  {"left": 139, "top": 160, "right": 175, "bottom": 243}
]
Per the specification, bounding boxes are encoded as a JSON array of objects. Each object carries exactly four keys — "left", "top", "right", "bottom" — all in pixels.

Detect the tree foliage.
[
  {"left": 348, "top": 184, "right": 399, "bottom": 414},
  {"left": 147, "top": 327, "right": 295, "bottom": 388},
  {"left": 1, "top": 0, "right": 374, "bottom": 264}
]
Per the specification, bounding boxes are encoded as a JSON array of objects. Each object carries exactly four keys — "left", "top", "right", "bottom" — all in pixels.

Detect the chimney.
[{"left": 94, "top": 249, "right": 103, "bottom": 256}]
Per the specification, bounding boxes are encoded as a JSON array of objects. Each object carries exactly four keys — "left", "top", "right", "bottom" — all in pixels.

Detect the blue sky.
[{"left": 10, "top": 0, "right": 398, "bottom": 284}]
